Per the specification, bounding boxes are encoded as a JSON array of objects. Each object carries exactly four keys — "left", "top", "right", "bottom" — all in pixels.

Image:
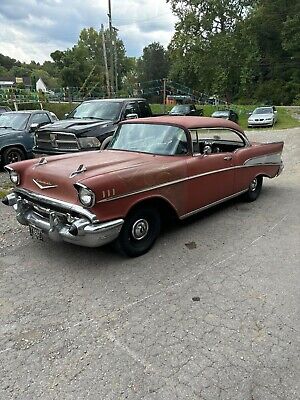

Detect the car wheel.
[
  {"left": 2, "top": 147, "right": 26, "bottom": 166},
  {"left": 116, "top": 205, "right": 161, "bottom": 257},
  {"left": 243, "top": 176, "right": 263, "bottom": 202}
]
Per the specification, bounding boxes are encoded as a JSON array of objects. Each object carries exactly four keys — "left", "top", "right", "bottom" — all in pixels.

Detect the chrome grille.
[{"left": 35, "top": 131, "right": 79, "bottom": 151}]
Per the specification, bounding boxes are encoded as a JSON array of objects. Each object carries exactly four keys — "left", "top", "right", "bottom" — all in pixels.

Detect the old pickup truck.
[
  {"left": 33, "top": 98, "right": 156, "bottom": 156},
  {"left": 3, "top": 116, "right": 284, "bottom": 257}
]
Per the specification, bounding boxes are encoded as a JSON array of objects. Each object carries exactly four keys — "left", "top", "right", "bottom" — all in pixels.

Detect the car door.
[
  {"left": 29, "top": 112, "right": 51, "bottom": 127},
  {"left": 123, "top": 102, "right": 139, "bottom": 120},
  {"left": 184, "top": 128, "right": 236, "bottom": 215}
]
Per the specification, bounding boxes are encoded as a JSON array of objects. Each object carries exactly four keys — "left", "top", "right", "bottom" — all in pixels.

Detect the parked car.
[
  {"left": 2, "top": 116, "right": 284, "bottom": 257},
  {"left": 248, "top": 106, "right": 277, "bottom": 128},
  {"left": 169, "top": 104, "right": 203, "bottom": 116},
  {"left": 0, "top": 106, "right": 12, "bottom": 115},
  {"left": 33, "top": 98, "right": 159, "bottom": 156},
  {"left": 211, "top": 109, "right": 238, "bottom": 123},
  {"left": 0, "top": 110, "right": 57, "bottom": 165}
]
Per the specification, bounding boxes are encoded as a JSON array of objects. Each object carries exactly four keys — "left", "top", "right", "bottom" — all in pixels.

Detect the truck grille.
[{"left": 35, "top": 131, "right": 79, "bottom": 152}]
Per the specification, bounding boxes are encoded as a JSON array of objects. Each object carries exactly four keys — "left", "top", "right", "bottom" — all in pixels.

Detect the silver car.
[{"left": 248, "top": 106, "right": 277, "bottom": 128}]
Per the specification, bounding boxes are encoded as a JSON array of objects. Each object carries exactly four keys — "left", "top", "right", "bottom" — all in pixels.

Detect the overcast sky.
[{"left": 0, "top": 0, "right": 177, "bottom": 64}]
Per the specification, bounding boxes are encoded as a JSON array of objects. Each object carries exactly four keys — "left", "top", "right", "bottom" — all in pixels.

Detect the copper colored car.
[{"left": 2, "top": 116, "right": 284, "bottom": 257}]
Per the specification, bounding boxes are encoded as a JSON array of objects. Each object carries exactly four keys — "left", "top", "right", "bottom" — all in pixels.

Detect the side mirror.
[
  {"left": 29, "top": 123, "right": 39, "bottom": 132},
  {"left": 126, "top": 113, "right": 138, "bottom": 120},
  {"left": 64, "top": 113, "right": 69, "bottom": 118}
]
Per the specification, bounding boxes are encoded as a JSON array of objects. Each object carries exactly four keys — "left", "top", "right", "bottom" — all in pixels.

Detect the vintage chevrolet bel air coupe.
[{"left": 2, "top": 116, "right": 284, "bottom": 257}]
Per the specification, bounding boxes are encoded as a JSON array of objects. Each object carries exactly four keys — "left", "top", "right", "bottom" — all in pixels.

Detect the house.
[
  {"left": 36, "top": 78, "right": 47, "bottom": 93},
  {"left": 0, "top": 76, "right": 32, "bottom": 90}
]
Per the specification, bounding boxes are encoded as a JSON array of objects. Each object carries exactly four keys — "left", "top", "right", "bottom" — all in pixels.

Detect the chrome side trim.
[
  {"left": 14, "top": 188, "right": 98, "bottom": 223},
  {"left": 243, "top": 152, "right": 282, "bottom": 166},
  {"left": 179, "top": 189, "right": 248, "bottom": 219},
  {"left": 97, "top": 163, "right": 280, "bottom": 204}
]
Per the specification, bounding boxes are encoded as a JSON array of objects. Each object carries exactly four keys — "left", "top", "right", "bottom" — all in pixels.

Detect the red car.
[{"left": 2, "top": 116, "right": 284, "bottom": 257}]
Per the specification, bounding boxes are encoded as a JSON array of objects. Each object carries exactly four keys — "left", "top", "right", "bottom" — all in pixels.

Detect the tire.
[
  {"left": 2, "top": 147, "right": 26, "bottom": 166},
  {"left": 243, "top": 176, "right": 263, "bottom": 202},
  {"left": 116, "top": 205, "right": 161, "bottom": 257}
]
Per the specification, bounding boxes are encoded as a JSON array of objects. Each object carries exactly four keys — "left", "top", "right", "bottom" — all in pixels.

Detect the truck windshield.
[
  {"left": 68, "top": 101, "right": 123, "bottom": 121},
  {"left": 109, "top": 123, "right": 188, "bottom": 156},
  {"left": 253, "top": 108, "right": 273, "bottom": 114},
  {"left": 0, "top": 113, "right": 29, "bottom": 130}
]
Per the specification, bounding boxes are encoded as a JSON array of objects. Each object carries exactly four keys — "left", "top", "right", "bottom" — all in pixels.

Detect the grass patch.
[
  {"left": 150, "top": 104, "right": 300, "bottom": 130},
  {"left": 0, "top": 188, "right": 11, "bottom": 198}
]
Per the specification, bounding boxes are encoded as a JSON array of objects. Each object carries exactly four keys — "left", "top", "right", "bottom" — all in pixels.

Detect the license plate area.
[{"left": 29, "top": 225, "right": 44, "bottom": 241}]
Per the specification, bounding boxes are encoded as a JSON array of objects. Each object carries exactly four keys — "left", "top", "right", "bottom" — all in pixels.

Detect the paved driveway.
[{"left": 1, "top": 128, "right": 299, "bottom": 400}]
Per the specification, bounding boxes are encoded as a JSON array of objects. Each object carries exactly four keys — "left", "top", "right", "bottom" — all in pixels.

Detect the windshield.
[
  {"left": 170, "top": 105, "right": 191, "bottom": 114},
  {"left": 109, "top": 123, "right": 188, "bottom": 155},
  {"left": 212, "top": 111, "right": 229, "bottom": 117},
  {"left": 0, "top": 112, "right": 29, "bottom": 130},
  {"left": 68, "top": 101, "right": 122, "bottom": 121},
  {"left": 253, "top": 107, "right": 273, "bottom": 114}
]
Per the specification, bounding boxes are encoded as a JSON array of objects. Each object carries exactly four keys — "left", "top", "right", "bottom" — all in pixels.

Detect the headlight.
[
  {"left": 77, "top": 185, "right": 95, "bottom": 207},
  {"left": 78, "top": 137, "right": 100, "bottom": 149},
  {"left": 5, "top": 168, "right": 20, "bottom": 185}
]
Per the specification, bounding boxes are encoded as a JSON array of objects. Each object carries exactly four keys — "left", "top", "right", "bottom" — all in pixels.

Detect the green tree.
[{"left": 138, "top": 42, "right": 169, "bottom": 82}]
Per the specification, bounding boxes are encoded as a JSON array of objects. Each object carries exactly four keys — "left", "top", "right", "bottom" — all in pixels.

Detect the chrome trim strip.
[
  {"left": 73, "top": 183, "right": 96, "bottom": 207},
  {"left": 32, "top": 179, "right": 58, "bottom": 190},
  {"left": 96, "top": 163, "right": 280, "bottom": 204},
  {"left": 179, "top": 189, "right": 248, "bottom": 219},
  {"left": 243, "top": 152, "right": 282, "bottom": 166},
  {"left": 4, "top": 165, "right": 13, "bottom": 173},
  {"left": 14, "top": 188, "right": 98, "bottom": 223}
]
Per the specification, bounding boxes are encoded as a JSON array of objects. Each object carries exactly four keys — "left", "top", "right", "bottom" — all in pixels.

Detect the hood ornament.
[
  {"left": 33, "top": 179, "right": 58, "bottom": 190},
  {"left": 34, "top": 157, "right": 47, "bottom": 167},
  {"left": 69, "top": 164, "right": 87, "bottom": 178}
]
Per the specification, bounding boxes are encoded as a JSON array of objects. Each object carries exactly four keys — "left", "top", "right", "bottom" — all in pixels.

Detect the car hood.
[
  {"left": 249, "top": 113, "right": 273, "bottom": 119},
  {"left": 12, "top": 150, "right": 177, "bottom": 204},
  {"left": 38, "top": 118, "right": 115, "bottom": 135},
  {"left": 0, "top": 128, "right": 23, "bottom": 136}
]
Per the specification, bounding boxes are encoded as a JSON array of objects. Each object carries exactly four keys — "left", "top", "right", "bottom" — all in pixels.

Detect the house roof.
[{"left": 0, "top": 76, "right": 31, "bottom": 86}]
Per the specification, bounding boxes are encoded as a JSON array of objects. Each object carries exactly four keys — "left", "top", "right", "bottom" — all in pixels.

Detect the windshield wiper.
[
  {"left": 82, "top": 117, "right": 107, "bottom": 120},
  {"left": 0, "top": 126, "right": 17, "bottom": 130}
]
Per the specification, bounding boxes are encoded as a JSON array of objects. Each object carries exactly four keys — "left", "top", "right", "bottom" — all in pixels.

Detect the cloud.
[{"left": 0, "top": 0, "right": 177, "bottom": 63}]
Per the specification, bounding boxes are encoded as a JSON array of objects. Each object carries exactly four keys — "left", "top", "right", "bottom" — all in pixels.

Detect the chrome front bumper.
[{"left": 3, "top": 191, "right": 124, "bottom": 248}]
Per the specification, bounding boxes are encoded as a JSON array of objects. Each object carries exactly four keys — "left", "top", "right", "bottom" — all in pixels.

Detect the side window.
[
  {"left": 138, "top": 101, "right": 152, "bottom": 118},
  {"left": 124, "top": 103, "right": 139, "bottom": 118},
  {"left": 31, "top": 113, "right": 51, "bottom": 126},
  {"left": 190, "top": 128, "right": 245, "bottom": 154}
]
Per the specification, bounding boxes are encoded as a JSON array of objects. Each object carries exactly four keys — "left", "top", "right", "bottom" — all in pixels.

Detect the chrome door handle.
[{"left": 224, "top": 156, "right": 232, "bottom": 161}]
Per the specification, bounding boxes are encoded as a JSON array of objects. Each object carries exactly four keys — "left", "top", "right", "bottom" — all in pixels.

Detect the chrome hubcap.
[
  {"left": 132, "top": 219, "right": 149, "bottom": 240},
  {"left": 250, "top": 178, "right": 258, "bottom": 192}
]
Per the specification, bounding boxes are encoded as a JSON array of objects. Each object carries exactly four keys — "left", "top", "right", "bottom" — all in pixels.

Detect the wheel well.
[
  {"left": 1, "top": 144, "right": 27, "bottom": 157},
  {"left": 127, "top": 197, "right": 179, "bottom": 223}
]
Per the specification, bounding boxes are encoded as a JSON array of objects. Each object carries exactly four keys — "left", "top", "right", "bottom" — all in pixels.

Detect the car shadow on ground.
[{"left": 26, "top": 183, "right": 284, "bottom": 274}]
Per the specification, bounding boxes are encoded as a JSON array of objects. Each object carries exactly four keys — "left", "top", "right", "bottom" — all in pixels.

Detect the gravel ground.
[{"left": 0, "top": 128, "right": 299, "bottom": 400}]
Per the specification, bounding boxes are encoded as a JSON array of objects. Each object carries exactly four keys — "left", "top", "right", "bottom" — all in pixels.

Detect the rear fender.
[{"left": 234, "top": 141, "right": 284, "bottom": 191}]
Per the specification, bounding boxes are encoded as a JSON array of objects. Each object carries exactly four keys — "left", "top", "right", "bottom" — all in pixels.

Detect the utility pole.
[
  {"left": 163, "top": 78, "right": 167, "bottom": 113},
  {"left": 113, "top": 27, "right": 119, "bottom": 94},
  {"left": 108, "top": 0, "right": 115, "bottom": 96},
  {"left": 101, "top": 24, "right": 111, "bottom": 98}
]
